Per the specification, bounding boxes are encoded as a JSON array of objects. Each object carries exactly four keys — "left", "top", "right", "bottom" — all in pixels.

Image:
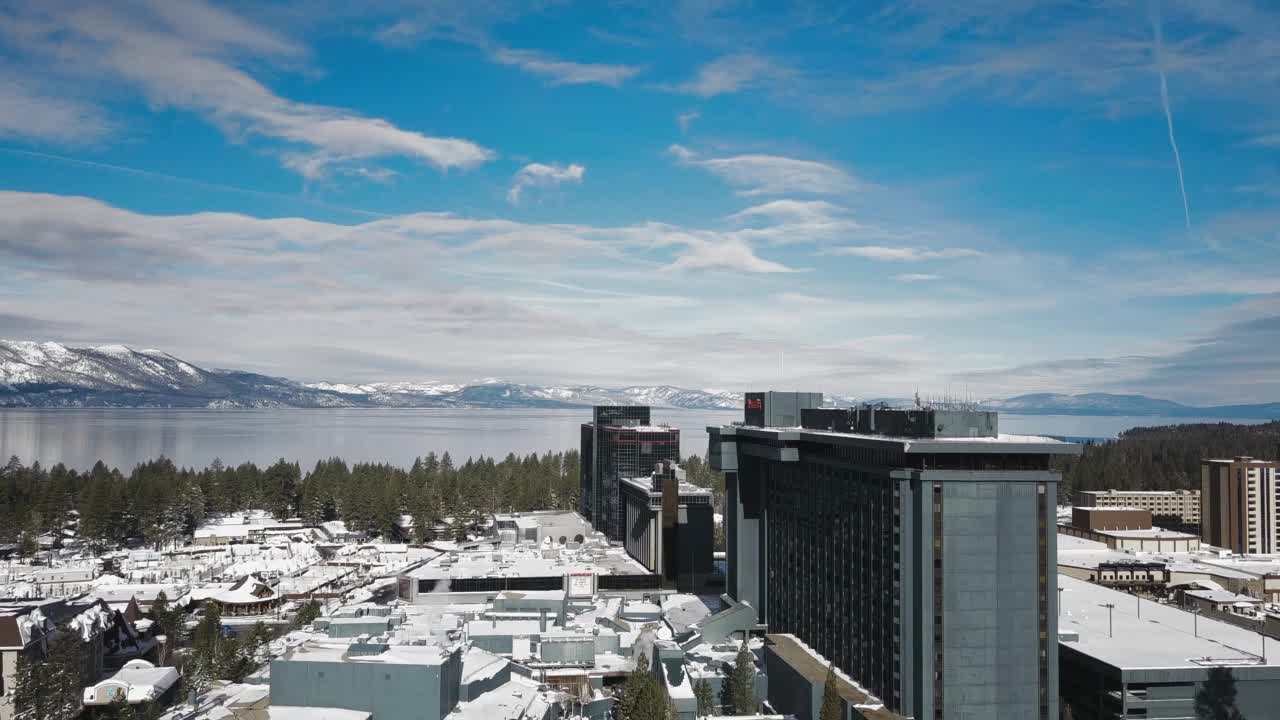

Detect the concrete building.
[
  {"left": 709, "top": 393, "right": 1080, "bottom": 720},
  {"left": 621, "top": 460, "right": 714, "bottom": 592},
  {"left": 1058, "top": 573, "right": 1280, "bottom": 720},
  {"left": 492, "top": 511, "right": 590, "bottom": 546},
  {"left": 1057, "top": 524, "right": 1201, "bottom": 553},
  {"left": 765, "top": 634, "right": 906, "bottom": 720},
  {"left": 1201, "top": 457, "right": 1280, "bottom": 554},
  {"left": 580, "top": 406, "right": 680, "bottom": 541},
  {"left": 269, "top": 641, "right": 463, "bottom": 720},
  {"left": 396, "top": 519, "right": 657, "bottom": 604},
  {"left": 1075, "top": 489, "right": 1200, "bottom": 528},
  {"left": 1071, "top": 506, "right": 1151, "bottom": 532}
]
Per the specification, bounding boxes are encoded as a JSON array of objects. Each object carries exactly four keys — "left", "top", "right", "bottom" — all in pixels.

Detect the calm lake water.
[{"left": 0, "top": 408, "right": 1266, "bottom": 471}]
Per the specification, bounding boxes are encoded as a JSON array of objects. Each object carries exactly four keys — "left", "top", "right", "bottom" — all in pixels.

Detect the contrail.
[{"left": 1150, "top": 0, "right": 1191, "bottom": 229}]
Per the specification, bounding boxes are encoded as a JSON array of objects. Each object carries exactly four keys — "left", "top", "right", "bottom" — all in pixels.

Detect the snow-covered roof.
[
  {"left": 83, "top": 660, "right": 180, "bottom": 705},
  {"left": 462, "top": 647, "right": 510, "bottom": 683},
  {"left": 264, "top": 708, "right": 371, "bottom": 720},
  {"left": 1058, "top": 573, "right": 1280, "bottom": 671},
  {"left": 451, "top": 677, "right": 562, "bottom": 720}
]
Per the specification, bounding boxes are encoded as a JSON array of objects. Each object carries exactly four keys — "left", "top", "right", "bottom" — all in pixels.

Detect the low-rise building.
[
  {"left": 1058, "top": 524, "right": 1200, "bottom": 552},
  {"left": 82, "top": 659, "right": 179, "bottom": 710},
  {"left": 270, "top": 640, "right": 463, "bottom": 720},
  {"left": 1075, "top": 489, "right": 1200, "bottom": 527},
  {"left": 1059, "top": 573, "right": 1280, "bottom": 720},
  {"left": 1071, "top": 506, "right": 1152, "bottom": 532}
]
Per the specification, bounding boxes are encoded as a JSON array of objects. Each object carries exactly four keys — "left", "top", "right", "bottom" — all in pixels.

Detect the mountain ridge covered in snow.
[{"left": 3, "top": 340, "right": 1278, "bottom": 417}]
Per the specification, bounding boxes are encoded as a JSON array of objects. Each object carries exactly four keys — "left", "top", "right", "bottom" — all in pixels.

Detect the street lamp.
[
  {"left": 1102, "top": 603, "right": 1116, "bottom": 638},
  {"left": 1192, "top": 607, "right": 1201, "bottom": 638},
  {"left": 1058, "top": 587, "right": 1064, "bottom": 617}
]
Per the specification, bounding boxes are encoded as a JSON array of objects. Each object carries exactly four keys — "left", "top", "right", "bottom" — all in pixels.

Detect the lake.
[{"left": 0, "top": 408, "right": 1266, "bottom": 471}]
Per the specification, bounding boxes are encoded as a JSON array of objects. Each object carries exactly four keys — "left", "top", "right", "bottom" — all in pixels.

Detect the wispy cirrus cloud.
[
  {"left": 666, "top": 53, "right": 782, "bottom": 97},
  {"left": 491, "top": 48, "right": 643, "bottom": 87},
  {"left": 0, "top": 76, "right": 112, "bottom": 144},
  {"left": 507, "top": 162, "right": 586, "bottom": 205},
  {"left": 1, "top": 0, "right": 495, "bottom": 180},
  {"left": 677, "top": 110, "right": 700, "bottom": 133},
  {"left": 894, "top": 273, "right": 941, "bottom": 281},
  {"left": 669, "top": 145, "right": 856, "bottom": 196},
  {"left": 829, "top": 245, "right": 983, "bottom": 261}
]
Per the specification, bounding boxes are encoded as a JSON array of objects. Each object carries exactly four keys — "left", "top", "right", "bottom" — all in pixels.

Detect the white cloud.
[
  {"left": 663, "top": 235, "right": 797, "bottom": 274},
  {"left": 830, "top": 245, "right": 984, "bottom": 261},
  {"left": 492, "top": 48, "right": 642, "bottom": 86},
  {"left": 0, "top": 77, "right": 111, "bottom": 143},
  {"left": 507, "top": 162, "right": 586, "bottom": 205},
  {"left": 677, "top": 110, "right": 700, "bottom": 133},
  {"left": 669, "top": 145, "right": 856, "bottom": 196},
  {"left": 669, "top": 54, "right": 779, "bottom": 97},
  {"left": 728, "top": 199, "right": 845, "bottom": 224},
  {"left": 3, "top": 0, "right": 495, "bottom": 179},
  {"left": 894, "top": 273, "right": 941, "bottom": 281}
]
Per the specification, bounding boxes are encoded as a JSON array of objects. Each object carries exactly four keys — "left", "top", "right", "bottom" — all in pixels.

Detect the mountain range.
[{"left": 2, "top": 340, "right": 1278, "bottom": 418}]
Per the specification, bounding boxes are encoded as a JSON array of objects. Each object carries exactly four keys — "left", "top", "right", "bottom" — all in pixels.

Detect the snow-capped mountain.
[
  {"left": 5, "top": 340, "right": 1277, "bottom": 416},
  {"left": 0, "top": 340, "right": 358, "bottom": 408},
  {"left": 0, "top": 340, "right": 744, "bottom": 409}
]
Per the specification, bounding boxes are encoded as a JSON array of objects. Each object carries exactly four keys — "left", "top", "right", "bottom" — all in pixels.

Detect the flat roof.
[
  {"left": 406, "top": 543, "right": 648, "bottom": 581},
  {"left": 718, "top": 424, "right": 1080, "bottom": 455},
  {"left": 1057, "top": 574, "right": 1280, "bottom": 673},
  {"left": 766, "top": 634, "right": 905, "bottom": 719},
  {"left": 1080, "top": 489, "right": 1198, "bottom": 495},
  {"left": 281, "top": 641, "right": 456, "bottom": 666},
  {"left": 1096, "top": 528, "right": 1198, "bottom": 540}
]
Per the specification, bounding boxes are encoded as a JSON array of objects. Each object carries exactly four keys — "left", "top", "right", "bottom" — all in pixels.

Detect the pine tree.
[
  {"left": 694, "top": 678, "right": 715, "bottom": 717},
  {"left": 729, "top": 640, "right": 757, "bottom": 716},
  {"left": 149, "top": 590, "right": 189, "bottom": 651},
  {"left": 292, "top": 599, "right": 322, "bottom": 628},
  {"left": 41, "top": 624, "right": 90, "bottom": 720},
  {"left": 819, "top": 664, "right": 842, "bottom": 720},
  {"left": 11, "top": 651, "right": 53, "bottom": 720},
  {"left": 1195, "top": 666, "right": 1246, "bottom": 720},
  {"left": 616, "top": 652, "right": 668, "bottom": 720}
]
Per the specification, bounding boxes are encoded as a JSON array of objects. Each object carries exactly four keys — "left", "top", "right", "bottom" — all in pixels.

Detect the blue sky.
[{"left": 1, "top": 0, "right": 1278, "bottom": 404}]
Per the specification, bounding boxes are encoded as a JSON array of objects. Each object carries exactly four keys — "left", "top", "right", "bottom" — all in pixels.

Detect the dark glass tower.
[
  {"left": 580, "top": 406, "right": 680, "bottom": 541},
  {"left": 710, "top": 395, "right": 1080, "bottom": 720}
]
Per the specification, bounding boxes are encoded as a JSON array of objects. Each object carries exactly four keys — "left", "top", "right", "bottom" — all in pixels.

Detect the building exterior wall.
[
  {"left": 1060, "top": 645, "right": 1280, "bottom": 720},
  {"left": 1071, "top": 507, "right": 1151, "bottom": 532},
  {"left": 1057, "top": 525, "right": 1199, "bottom": 552},
  {"left": 717, "top": 427, "right": 1060, "bottom": 720},
  {"left": 0, "top": 649, "right": 17, "bottom": 720},
  {"left": 580, "top": 407, "right": 680, "bottom": 541},
  {"left": 1075, "top": 490, "right": 1200, "bottom": 526},
  {"left": 623, "top": 486, "right": 659, "bottom": 573},
  {"left": 1201, "top": 458, "right": 1280, "bottom": 554},
  {"left": 270, "top": 649, "right": 462, "bottom": 720}
]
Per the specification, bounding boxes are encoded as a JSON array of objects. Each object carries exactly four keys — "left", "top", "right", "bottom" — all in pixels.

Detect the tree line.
[
  {"left": 0, "top": 450, "right": 726, "bottom": 551},
  {"left": 1056, "top": 421, "right": 1280, "bottom": 502}
]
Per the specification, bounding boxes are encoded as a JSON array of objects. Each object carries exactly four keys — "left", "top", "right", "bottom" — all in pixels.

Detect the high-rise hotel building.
[
  {"left": 1201, "top": 456, "right": 1280, "bottom": 554},
  {"left": 708, "top": 392, "right": 1080, "bottom": 720},
  {"left": 580, "top": 405, "right": 680, "bottom": 541}
]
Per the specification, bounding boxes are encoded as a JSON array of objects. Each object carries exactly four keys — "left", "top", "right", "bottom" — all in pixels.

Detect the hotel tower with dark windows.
[
  {"left": 709, "top": 392, "right": 1079, "bottom": 720},
  {"left": 580, "top": 405, "right": 680, "bottom": 541}
]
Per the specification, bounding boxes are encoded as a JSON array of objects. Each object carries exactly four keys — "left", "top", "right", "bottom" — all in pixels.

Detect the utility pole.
[{"left": 1102, "top": 603, "right": 1115, "bottom": 638}]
